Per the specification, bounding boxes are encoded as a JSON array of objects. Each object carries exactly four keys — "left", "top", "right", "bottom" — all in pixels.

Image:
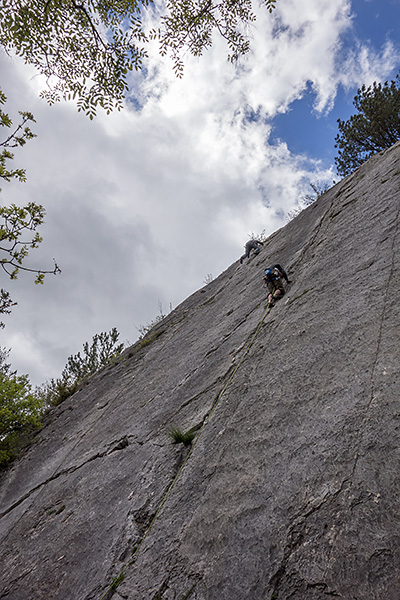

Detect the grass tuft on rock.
[{"left": 169, "top": 427, "right": 196, "bottom": 447}]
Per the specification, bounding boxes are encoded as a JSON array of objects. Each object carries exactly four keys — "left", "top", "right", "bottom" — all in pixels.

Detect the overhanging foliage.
[{"left": 0, "top": 0, "right": 277, "bottom": 117}]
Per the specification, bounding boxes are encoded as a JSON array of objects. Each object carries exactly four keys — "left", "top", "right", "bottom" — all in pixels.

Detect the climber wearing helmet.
[{"left": 263, "top": 264, "right": 291, "bottom": 306}]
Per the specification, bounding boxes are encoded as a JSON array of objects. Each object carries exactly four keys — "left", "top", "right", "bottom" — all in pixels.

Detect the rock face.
[{"left": 1, "top": 143, "right": 400, "bottom": 600}]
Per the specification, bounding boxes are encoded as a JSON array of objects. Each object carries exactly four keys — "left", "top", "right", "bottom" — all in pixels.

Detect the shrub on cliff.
[
  {"left": 39, "top": 327, "right": 125, "bottom": 406},
  {"left": 169, "top": 427, "right": 196, "bottom": 447}
]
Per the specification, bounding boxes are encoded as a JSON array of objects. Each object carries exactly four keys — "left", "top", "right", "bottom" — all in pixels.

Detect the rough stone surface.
[{"left": 1, "top": 143, "right": 400, "bottom": 600}]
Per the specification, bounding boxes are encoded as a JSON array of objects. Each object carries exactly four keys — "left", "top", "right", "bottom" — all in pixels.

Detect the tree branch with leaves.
[
  {"left": 0, "top": 89, "right": 60, "bottom": 327},
  {"left": 0, "top": 202, "right": 60, "bottom": 282},
  {"left": 0, "top": 0, "right": 277, "bottom": 118},
  {"left": 157, "top": 0, "right": 276, "bottom": 77}
]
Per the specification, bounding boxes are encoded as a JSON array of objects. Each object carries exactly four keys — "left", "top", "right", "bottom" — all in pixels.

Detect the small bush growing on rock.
[
  {"left": 38, "top": 328, "right": 124, "bottom": 406},
  {"left": 287, "top": 181, "right": 331, "bottom": 222},
  {"left": 110, "top": 572, "right": 125, "bottom": 591},
  {"left": 169, "top": 427, "right": 196, "bottom": 447},
  {"left": 138, "top": 332, "right": 159, "bottom": 350},
  {"left": 136, "top": 301, "right": 173, "bottom": 340},
  {"left": 248, "top": 228, "right": 267, "bottom": 242}
]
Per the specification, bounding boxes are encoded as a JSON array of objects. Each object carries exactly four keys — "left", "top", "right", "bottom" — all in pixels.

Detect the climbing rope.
[{"left": 99, "top": 301, "right": 273, "bottom": 599}]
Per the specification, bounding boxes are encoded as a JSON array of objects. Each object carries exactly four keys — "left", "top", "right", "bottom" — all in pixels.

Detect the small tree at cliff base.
[
  {"left": 0, "top": 348, "right": 43, "bottom": 468},
  {"left": 334, "top": 74, "right": 400, "bottom": 177}
]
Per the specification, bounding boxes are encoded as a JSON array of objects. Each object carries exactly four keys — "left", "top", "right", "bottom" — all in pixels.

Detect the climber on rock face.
[
  {"left": 240, "top": 239, "right": 264, "bottom": 264},
  {"left": 263, "top": 264, "right": 291, "bottom": 306}
]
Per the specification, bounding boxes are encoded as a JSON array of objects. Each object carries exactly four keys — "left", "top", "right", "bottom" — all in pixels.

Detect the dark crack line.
[
  {"left": 269, "top": 478, "right": 349, "bottom": 595},
  {"left": 178, "top": 380, "right": 222, "bottom": 411},
  {"left": 0, "top": 378, "right": 137, "bottom": 542},
  {"left": 1, "top": 433, "right": 140, "bottom": 522},
  {"left": 269, "top": 172, "right": 400, "bottom": 598},
  {"left": 0, "top": 562, "right": 38, "bottom": 597},
  {"left": 284, "top": 200, "right": 339, "bottom": 312},
  {"left": 350, "top": 194, "right": 400, "bottom": 478},
  {"left": 204, "top": 304, "right": 264, "bottom": 361},
  {"left": 97, "top": 304, "right": 274, "bottom": 600},
  {"left": 138, "top": 306, "right": 261, "bottom": 413},
  {"left": 0, "top": 450, "right": 108, "bottom": 521},
  {"left": 287, "top": 176, "right": 360, "bottom": 279},
  {"left": 97, "top": 452, "right": 193, "bottom": 600}
]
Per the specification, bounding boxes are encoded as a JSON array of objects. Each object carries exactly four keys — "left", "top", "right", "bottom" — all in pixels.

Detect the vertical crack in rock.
[
  {"left": 351, "top": 196, "right": 400, "bottom": 477},
  {"left": 94, "top": 443, "right": 194, "bottom": 600},
  {"left": 269, "top": 480, "right": 349, "bottom": 598},
  {"left": 95, "top": 307, "right": 273, "bottom": 600},
  {"left": 287, "top": 189, "right": 342, "bottom": 274}
]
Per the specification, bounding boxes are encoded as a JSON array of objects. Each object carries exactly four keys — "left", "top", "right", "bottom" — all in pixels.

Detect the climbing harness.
[{"left": 99, "top": 302, "right": 273, "bottom": 599}]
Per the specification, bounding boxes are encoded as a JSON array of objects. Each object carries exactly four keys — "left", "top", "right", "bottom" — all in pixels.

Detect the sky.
[{"left": 1, "top": 0, "right": 400, "bottom": 387}]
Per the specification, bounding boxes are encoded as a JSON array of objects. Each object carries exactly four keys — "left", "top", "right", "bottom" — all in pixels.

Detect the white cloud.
[
  {"left": 1, "top": 0, "right": 399, "bottom": 385},
  {"left": 338, "top": 38, "right": 400, "bottom": 90}
]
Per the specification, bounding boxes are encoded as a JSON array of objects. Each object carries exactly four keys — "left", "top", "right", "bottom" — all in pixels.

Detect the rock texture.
[{"left": 1, "top": 143, "right": 400, "bottom": 600}]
